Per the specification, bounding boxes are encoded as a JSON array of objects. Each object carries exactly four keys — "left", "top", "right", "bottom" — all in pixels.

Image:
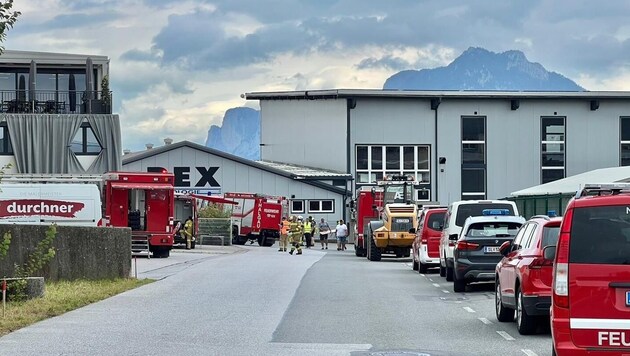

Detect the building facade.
[
  {"left": 0, "top": 50, "right": 120, "bottom": 174},
  {"left": 246, "top": 89, "right": 630, "bottom": 205}
]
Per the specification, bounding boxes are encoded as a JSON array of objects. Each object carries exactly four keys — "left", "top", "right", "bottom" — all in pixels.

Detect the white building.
[{"left": 245, "top": 89, "right": 630, "bottom": 208}]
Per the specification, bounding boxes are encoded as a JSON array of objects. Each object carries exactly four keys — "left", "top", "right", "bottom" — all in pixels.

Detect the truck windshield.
[{"left": 383, "top": 184, "right": 412, "bottom": 204}]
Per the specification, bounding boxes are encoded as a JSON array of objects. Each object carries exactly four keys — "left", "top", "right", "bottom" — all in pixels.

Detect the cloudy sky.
[{"left": 5, "top": 0, "right": 630, "bottom": 150}]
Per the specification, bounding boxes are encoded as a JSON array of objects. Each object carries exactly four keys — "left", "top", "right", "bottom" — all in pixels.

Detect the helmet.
[{"left": 298, "top": 215, "right": 304, "bottom": 221}]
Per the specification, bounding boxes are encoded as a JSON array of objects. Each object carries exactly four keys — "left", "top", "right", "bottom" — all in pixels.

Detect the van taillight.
[
  {"left": 553, "top": 208, "right": 572, "bottom": 308},
  {"left": 456, "top": 241, "right": 479, "bottom": 250},
  {"left": 421, "top": 239, "right": 428, "bottom": 244}
]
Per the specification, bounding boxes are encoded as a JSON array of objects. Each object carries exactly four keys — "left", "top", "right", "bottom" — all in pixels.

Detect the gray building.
[
  {"left": 245, "top": 89, "right": 630, "bottom": 205},
  {"left": 122, "top": 140, "right": 352, "bottom": 222}
]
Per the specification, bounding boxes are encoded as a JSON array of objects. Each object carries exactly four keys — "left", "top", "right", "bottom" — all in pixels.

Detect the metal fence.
[
  {"left": 198, "top": 218, "right": 232, "bottom": 246},
  {"left": 0, "top": 90, "right": 112, "bottom": 114},
  {"left": 507, "top": 194, "right": 573, "bottom": 219}
]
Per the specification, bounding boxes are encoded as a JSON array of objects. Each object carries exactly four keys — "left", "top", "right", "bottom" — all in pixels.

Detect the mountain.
[
  {"left": 205, "top": 107, "right": 260, "bottom": 160},
  {"left": 383, "top": 47, "right": 584, "bottom": 91}
]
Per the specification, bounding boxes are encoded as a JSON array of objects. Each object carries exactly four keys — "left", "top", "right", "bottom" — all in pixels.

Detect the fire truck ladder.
[{"left": 131, "top": 234, "right": 151, "bottom": 258}]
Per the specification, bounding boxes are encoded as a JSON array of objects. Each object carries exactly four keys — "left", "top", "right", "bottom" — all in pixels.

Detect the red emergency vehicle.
[
  {"left": 103, "top": 172, "right": 176, "bottom": 258},
  {"left": 225, "top": 192, "right": 286, "bottom": 246},
  {"left": 353, "top": 186, "right": 383, "bottom": 257}
]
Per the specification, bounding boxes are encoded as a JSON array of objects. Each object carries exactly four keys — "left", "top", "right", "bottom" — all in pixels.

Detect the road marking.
[
  {"left": 442, "top": 290, "right": 450, "bottom": 294},
  {"left": 497, "top": 331, "right": 515, "bottom": 341},
  {"left": 521, "top": 350, "right": 538, "bottom": 356},
  {"left": 432, "top": 283, "right": 440, "bottom": 288},
  {"left": 428, "top": 278, "right": 433, "bottom": 282},
  {"left": 463, "top": 307, "right": 475, "bottom": 313},
  {"left": 419, "top": 274, "right": 425, "bottom": 277},
  {"left": 478, "top": 317, "right": 492, "bottom": 325}
]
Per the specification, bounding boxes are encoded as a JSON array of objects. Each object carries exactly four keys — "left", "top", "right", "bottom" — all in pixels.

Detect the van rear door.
[
  {"left": 568, "top": 204, "right": 630, "bottom": 350},
  {"left": 425, "top": 210, "right": 445, "bottom": 258}
]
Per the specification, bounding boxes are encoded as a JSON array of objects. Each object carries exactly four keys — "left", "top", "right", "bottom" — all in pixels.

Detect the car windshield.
[
  {"left": 455, "top": 203, "right": 515, "bottom": 226},
  {"left": 570, "top": 206, "right": 630, "bottom": 264},
  {"left": 465, "top": 222, "right": 522, "bottom": 238}
]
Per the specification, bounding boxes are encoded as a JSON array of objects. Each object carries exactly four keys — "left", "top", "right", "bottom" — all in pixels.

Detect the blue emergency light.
[
  {"left": 482, "top": 209, "right": 511, "bottom": 216},
  {"left": 547, "top": 210, "right": 557, "bottom": 217}
]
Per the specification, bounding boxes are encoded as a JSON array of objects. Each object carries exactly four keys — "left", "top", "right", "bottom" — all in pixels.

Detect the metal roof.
[
  {"left": 510, "top": 166, "right": 630, "bottom": 197},
  {"left": 0, "top": 50, "right": 109, "bottom": 66},
  {"left": 256, "top": 161, "right": 352, "bottom": 179},
  {"left": 245, "top": 89, "right": 630, "bottom": 100}
]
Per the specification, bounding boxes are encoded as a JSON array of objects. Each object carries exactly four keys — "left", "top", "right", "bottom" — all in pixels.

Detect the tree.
[{"left": 0, "top": 0, "right": 20, "bottom": 54}]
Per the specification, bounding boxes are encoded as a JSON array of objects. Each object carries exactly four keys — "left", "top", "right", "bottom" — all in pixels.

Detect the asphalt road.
[{"left": 0, "top": 244, "right": 552, "bottom": 356}]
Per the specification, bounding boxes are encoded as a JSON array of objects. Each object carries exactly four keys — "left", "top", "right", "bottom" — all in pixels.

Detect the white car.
[{"left": 439, "top": 200, "right": 519, "bottom": 281}]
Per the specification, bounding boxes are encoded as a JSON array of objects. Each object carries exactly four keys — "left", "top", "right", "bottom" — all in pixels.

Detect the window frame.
[
  {"left": 0, "top": 122, "right": 13, "bottom": 155},
  {"left": 307, "top": 199, "right": 335, "bottom": 213},
  {"left": 620, "top": 117, "right": 630, "bottom": 166},
  {"left": 290, "top": 200, "right": 305, "bottom": 214},
  {"left": 461, "top": 116, "right": 487, "bottom": 200},
  {"left": 355, "top": 144, "right": 431, "bottom": 185},
  {"left": 541, "top": 116, "right": 566, "bottom": 184},
  {"left": 71, "top": 122, "right": 103, "bottom": 156}
]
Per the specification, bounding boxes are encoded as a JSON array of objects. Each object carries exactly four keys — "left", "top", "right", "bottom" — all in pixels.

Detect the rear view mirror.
[
  {"left": 543, "top": 245, "right": 556, "bottom": 261},
  {"left": 499, "top": 241, "right": 512, "bottom": 257}
]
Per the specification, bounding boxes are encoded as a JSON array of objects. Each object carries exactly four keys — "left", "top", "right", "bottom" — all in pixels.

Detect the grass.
[{"left": 0, "top": 278, "right": 153, "bottom": 336}]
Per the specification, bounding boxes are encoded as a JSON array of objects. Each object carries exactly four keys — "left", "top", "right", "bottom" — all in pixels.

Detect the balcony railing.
[{"left": 0, "top": 90, "right": 113, "bottom": 114}]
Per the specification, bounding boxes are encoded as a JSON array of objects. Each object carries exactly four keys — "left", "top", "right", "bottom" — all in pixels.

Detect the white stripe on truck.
[{"left": 571, "top": 318, "right": 630, "bottom": 330}]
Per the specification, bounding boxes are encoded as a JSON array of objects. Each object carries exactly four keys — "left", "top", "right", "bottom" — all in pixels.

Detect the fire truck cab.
[{"left": 226, "top": 192, "right": 287, "bottom": 247}]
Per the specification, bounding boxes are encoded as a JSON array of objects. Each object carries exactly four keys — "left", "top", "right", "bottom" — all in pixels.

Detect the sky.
[{"left": 5, "top": 0, "right": 630, "bottom": 150}]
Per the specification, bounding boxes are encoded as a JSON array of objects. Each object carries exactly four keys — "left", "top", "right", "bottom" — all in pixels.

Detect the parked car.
[
  {"left": 495, "top": 214, "right": 561, "bottom": 334},
  {"left": 452, "top": 209, "right": 525, "bottom": 292},
  {"left": 439, "top": 200, "right": 519, "bottom": 281},
  {"left": 547, "top": 184, "right": 630, "bottom": 355},
  {"left": 412, "top": 206, "right": 447, "bottom": 273}
]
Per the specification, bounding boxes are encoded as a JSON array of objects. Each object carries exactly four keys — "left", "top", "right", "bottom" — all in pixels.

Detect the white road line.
[
  {"left": 521, "top": 350, "right": 538, "bottom": 356},
  {"left": 442, "top": 290, "right": 450, "bottom": 294},
  {"left": 497, "top": 331, "right": 515, "bottom": 341},
  {"left": 432, "top": 283, "right": 440, "bottom": 288},
  {"left": 463, "top": 307, "right": 475, "bottom": 313},
  {"left": 428, "top": 278, "right": 433, "bottom": 282},
  {"left": 478, "top": 317, "right": 492, "bottom": 325},
  {"left": 420, "top": 274, "right": 425, "bottom": 277}
]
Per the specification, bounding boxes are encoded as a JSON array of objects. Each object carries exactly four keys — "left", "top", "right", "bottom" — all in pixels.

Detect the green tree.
[{"left": 0, "top": 0, "right": 20, "bottom": 54}]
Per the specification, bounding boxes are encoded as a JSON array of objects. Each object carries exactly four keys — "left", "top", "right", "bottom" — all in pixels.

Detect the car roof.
[
  {"left": 462, "top": 215, "right": 526, "bottom": 229},
  {"left": 449, "top": 200, "right": 516, "bottom": 208},
  {"left": 527, "top": 216, "right": 563, "bottom": 226},
  {"left": 573, "top": 193, "right": 630, "bottom": 208}
]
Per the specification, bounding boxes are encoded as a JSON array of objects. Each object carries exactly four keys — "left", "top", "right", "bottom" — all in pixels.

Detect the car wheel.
[
  {"left": 445, "top": 266, "right": 453, "bottom": 282},
  {"left": 419, "top": 262, "right": 428, "bottom": 274},
  {"left": 439, "top": 255, "right": 446, "bottom": 277},
  {"left": 495, "top": 278, "right": 515, "bottom": 322},
  {"left": 453, "top": 272, "right": 466, "bottom": 293},
  {"left": 412, "top": 259, "right": 419, "bottom": 271},
  {"left": 516, "top": 287, "right": 537, "bottom": 335}
]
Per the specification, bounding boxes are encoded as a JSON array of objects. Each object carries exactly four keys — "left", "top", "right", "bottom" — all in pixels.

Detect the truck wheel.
[
  {"left": 403, "top": 249, "right": 410, "bottom": 258},
  {"left": 355, "top": 245, "right": 363, "bottom": 257},
  {"left": 446, "top": 266, "right": 454, "bottom": 282},
  {"left": 257, "top": 235, "right": 265, "bottom": 246},
  {"left": 419, "top": 262, "right": 428, "bottom": 274},
  {"left": 368, "top": 235, "right": 381, "bottom": 261},
  {"left": 153, "top": 249, "right": 170, "bottom": 258},
  {"left": 190, "top": 241, "right": 196, "bottom": 249},
  {"left": 412, "top": 260, "right": 419, "bottom": 271}
]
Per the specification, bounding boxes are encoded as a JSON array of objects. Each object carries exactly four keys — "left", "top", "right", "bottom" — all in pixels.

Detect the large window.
[
  {"left": 71, "top": 122, "right": 102, "bottom": 155},
  {"left": 621, "top": 117, "right": 630, "bottom": 166},
  {"left": 290, "top": 200, "right": 304, "bottom": 214},
  {"left": 308, "top": 200, "right": 334, "bottom": 213},
  {"left": 355, "top": 145, "right": 430, "bottom": 185},
  {"left": 461, "top": 116, "right": 486, "bottom": 200},
  {"left": 541, "top": 117, "right": 565, "bottom": 184}
]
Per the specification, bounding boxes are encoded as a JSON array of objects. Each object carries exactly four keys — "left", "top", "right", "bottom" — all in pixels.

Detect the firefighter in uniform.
[
  {"left": 288, "top": 215, "right": 303, "bottom": 255},
  {"left": 303, "top": 216, "right": 313, "bottom": 248},
  {"left": 279, "top": 216, "right": 290, "bottom": 252},
  {"left": 183, "top": 216, "right": 194, "bottom": 249}
]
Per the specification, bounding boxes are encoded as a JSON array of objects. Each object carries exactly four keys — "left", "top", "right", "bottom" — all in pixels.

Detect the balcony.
[{"left": 0, "top": 89, "right": 112, "bottom": 114}]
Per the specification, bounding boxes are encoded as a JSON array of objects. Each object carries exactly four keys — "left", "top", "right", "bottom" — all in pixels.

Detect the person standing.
[
  {"left": 289, "top": 216, "right": 303, "bottom": 255},
  {"left": 336, "top": 219, "right": 348, "bottom": 251},
  {"left": 183, "top": 216, "right": 194, "bottom": 250},
  {"left": 303, "top": 216, "right": 313, "bottom": 248},
  {"left": 318, "top": 218, "right": 331, "bottom": 250},
  {"left": 279, "top": 216, "right": 290, "bottom": 252}
]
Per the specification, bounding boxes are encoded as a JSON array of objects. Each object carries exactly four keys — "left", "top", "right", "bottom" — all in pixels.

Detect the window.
[
  {"left": 0, "top": 123, "right": 12, "bottom": 155},
  {"left": 307, "top": 200, "right": 334, "bottom": 213},
  {"left": 541, "top": 117, "right": 565, "bottom": 183},
  {"left": 355, "top": 145, "right": 430, "bottom": 185},
  {"left": 620, "top": 117, "right": 630, "bottom": 166},
  {"left": 290, "top": 200, "right": 304, "bottom": 214},
  {"left": 455, "top": 203, "right": 515, "bottom": 227},
  {"left": 71, "top": 122, "right": 102, "bottom": 155},
  {"left": 461, "top": 116, "right": 486, "bottom": 200},
  {"left": 541, "top": 226, "right": 560, "bottom": 248},
  {"left": 427, "top": 212, "right": 446, "bottom": 231},
  {"left": 569, "top": 206, "right": 630, "bottom": 264}
]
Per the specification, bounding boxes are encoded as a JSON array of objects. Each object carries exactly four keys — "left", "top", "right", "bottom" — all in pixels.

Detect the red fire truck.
[
  {"left": 225, "top": 192, "right": 287, "bottom": 246},
  {"left": 352, "top": 186, "right": 383, "bottom": 257}
]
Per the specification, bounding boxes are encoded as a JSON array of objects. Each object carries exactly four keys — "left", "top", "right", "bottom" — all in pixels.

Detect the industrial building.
[{"left": 245, "top": 89, "right": 630, "bottom": 208}]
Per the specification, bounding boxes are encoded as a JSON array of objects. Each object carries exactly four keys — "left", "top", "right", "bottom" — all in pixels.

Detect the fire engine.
[
  {"left": 352, "top": 186, "right": 383, "bottom": 257},
  {"left": 225, "top": 192, "right": 287, "bottom": 246},
  {"left": 364, "top": 174, "right": 418, "bottom": 261},
  {"left": 2, "top": 172, "right": 177, "bottom": 258}
]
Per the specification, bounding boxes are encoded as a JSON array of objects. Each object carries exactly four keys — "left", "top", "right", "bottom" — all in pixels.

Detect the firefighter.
[
  {"left": 183, "top": 216, "right": 194, "bottom": 249},
  {"left": 289, "top": 215, "right": 303, "bottom": 255},
  {"left": 279, "top": 216, "right": 290, "bottom": 252},
  {"left": 303, "top": 216, "right": 313, "bottom": 248}
]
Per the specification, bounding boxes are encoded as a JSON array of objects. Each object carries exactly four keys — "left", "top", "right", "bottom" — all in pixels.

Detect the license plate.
[
  {"left": 485, "top": 246, "right": 500, "bottom": 253},
  {"left": 626, "top": 291, "right": 630, "bottom": 306}
]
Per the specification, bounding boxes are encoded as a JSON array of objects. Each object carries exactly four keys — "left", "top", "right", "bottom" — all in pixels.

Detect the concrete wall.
[{"left": 0, "top": 225, "right": 131, "bottom": 281}]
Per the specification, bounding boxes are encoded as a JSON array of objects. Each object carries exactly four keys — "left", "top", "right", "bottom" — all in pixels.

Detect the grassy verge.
[{"left": 0, "top": 278, "right": 153, "bottom": 336}]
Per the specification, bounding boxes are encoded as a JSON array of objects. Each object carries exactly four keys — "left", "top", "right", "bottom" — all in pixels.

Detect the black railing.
[{"left": 0, "top": 90, "right": 113, "bottom": 114}]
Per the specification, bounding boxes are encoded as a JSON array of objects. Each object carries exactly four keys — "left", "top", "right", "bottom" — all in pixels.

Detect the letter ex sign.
[{"left": 148, "top": 166, "right": 220, "bottom": 189}]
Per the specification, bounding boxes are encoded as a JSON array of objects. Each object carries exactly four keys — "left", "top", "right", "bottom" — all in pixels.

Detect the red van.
[
  {"left": 547, "top": 184, "right": 630, "bottom": 355},
  {"left": 495, "top": 214, "right": 561, "bottom": 334},
  {"left": 412, "top": 206, "right": 446, "bottom": 274}
]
